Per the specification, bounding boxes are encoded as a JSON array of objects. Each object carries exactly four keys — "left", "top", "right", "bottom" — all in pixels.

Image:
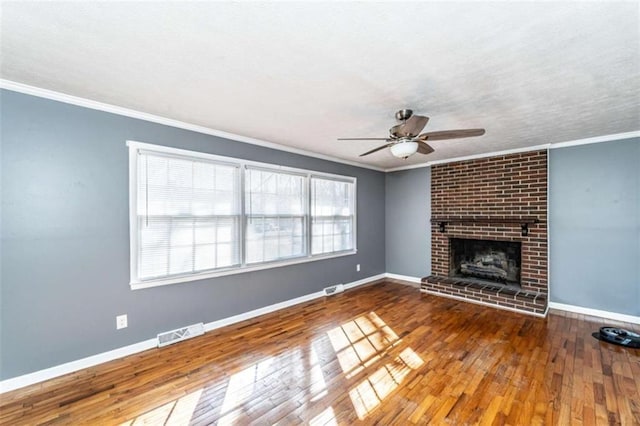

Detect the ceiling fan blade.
[
  {"left": 389, "top": 124, "right": 402, "bottom": 138},
  {"left": 359, "top": 143, "right": 392, "bottom": 157},
  {"left": 418, "top": 129, "right": 485, "bottom": 141},
  {"left": 391, "top": 115, "right": 429, "bottom": 138},
  {"left": 338, "top": 137, "right": 390, "bottom": 141},
  {"left": 417, "top": 141, "right": 434, "bottom": 155},
  {"left": 404, "top": 115, "right": 430, "bottom": 136}
]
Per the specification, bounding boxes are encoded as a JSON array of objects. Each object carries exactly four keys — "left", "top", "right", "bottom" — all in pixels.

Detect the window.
[
  {"left": 311, "top": 177, "right": 355, "bottom": 255},
  {"left": 129, "top": 141, "right": 356, "bottom": 288},
  {"left": 134, "top": 151, "right": 241, "bottom": 281},
  {"left": 245, "top": 168, "right": 306, "bottom": 263}
]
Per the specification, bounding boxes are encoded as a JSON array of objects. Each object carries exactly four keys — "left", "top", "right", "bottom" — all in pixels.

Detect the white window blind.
[
  {"left": 311, "top": 177, "right": 355, "bottom": 255},
  {"left": 136, "top": 151, "right": 241, "bottom": 281},
  {"left": 245, "top": 168, "right": 307, "bottom": 263},
  {"left": 129, "top": 141, "right": 357, "bottom": 288}
]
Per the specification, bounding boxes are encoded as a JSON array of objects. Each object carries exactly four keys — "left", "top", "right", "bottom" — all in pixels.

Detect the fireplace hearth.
[{"left": 449, "top": 238, "right": 521, "bottom": 286}]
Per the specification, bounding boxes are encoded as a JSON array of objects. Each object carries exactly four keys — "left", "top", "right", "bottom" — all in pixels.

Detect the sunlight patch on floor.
[
  {"left": 349, "top": 348, "right": 424, "bottom": 420},
  {"left": 309, "top": 406, "right": 338, "bottom": 426},
  {"left": 120, "top": 388, "right": 203, "bottom": 426},
  {"left": 327, "top": 312, "right": 424, "bottom": 420},
  {"left": 217, "top": 356, "right": 276, "bottom": 425},
  {"left": 327, "top": 312, "right": 401, "bottom": 379},
  {"left": 309, "top": 346, "right": 328, "bottom": 402}
]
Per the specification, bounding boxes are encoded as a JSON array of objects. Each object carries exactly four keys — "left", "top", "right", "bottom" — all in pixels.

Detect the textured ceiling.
[{"left": 1, "top": 2, "right": 639, "bottom": 169}]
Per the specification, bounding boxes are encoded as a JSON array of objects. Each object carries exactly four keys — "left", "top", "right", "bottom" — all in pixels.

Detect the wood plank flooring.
[{"left": 1, "top": 281, "right": 639, "bottom": 425}]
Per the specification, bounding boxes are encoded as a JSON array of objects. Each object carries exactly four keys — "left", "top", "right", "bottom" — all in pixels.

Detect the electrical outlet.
[
  {"left": 356, "top": 264, "right": 361, "bottom": 272},
  {"left": 116, "top": 314, "right": 128, "bottom": 330}
]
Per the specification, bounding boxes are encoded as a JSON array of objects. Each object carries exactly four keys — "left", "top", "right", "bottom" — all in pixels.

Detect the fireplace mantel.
[{"left": 430, "top": 216, "right": 540, "bottom": 236}]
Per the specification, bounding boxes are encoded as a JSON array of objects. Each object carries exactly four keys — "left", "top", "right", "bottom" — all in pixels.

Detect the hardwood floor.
[{"left": 1, "top": 281, "right": 639, "bottom": 425}]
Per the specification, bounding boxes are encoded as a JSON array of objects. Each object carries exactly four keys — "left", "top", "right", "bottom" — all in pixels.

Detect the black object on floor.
[{"left": 592, "top": 327, "right": 640, "bottom": 348}]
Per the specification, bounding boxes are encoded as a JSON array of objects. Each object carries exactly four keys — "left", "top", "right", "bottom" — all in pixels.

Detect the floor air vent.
[
  {"left": 157, "top": 322, "right": 204, "bottom": 347},
  {"left": 323, "top": 284, "right": 345, "bottom": 296}
]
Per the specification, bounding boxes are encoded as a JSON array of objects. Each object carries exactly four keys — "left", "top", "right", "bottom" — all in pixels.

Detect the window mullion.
[
  {"left": 240, "top": 165, "right": 247, "bottom": 267},
  {"left": 191, "top": 162, "right": 196, "bottom": 274},
  {"left": 213, "top": 216, "right": 218, "bottom": 269},
  {"left": 277, "top": 215, "right": 281, "bottom": 260},
  {"left": 306, "top": 173, "right": 312, "bottom": 258},
  {"left": 167, "top": 216, "right": 173, "bottom": 277}
]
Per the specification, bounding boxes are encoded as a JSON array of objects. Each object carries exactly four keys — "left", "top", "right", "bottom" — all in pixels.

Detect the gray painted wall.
[
  {"left": 0, "top": 90, "right": 386, "bottom": 379},
  {"left": 385, "top": 168, "right": 431, "bottom": 278},
  {"left": 2, "top": 88, "right": 637, "bottom": 382},
  {"left": 549, "top": 138, "right": 640, "bottom": 316},
  {"left": 382, "top": 140, "right": 640, "bottom": 319}
]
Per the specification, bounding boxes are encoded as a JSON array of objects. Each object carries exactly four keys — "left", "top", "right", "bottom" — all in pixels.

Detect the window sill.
[{"left": 130, "top": 249, "right": 357, "bottom": 290}]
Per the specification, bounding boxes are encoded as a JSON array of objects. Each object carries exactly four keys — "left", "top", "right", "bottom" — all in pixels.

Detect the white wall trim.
[
  {"left": 420, "top": 289, "right": 547, "bottom": 318},
  {"left": 0, "top": 339, "right": 158, "bottom": 394},
  {"left": 426, "top": 143, "right": 553, "bottom": 167},
  {"left": 548, "top": 302, "right": 640, "bottom": 325},
  {"left": 0, "top": 79, "right": 384, "bottom": 172},
  {"left": 384, "top": 162, "right": 434, "bottom": 173},
  {"left": 127, "top": 140, "right": 358, "bottom": 290},
  {"left": 386, "top": 144, "right": 551, "bottom": 172},
  {"left": 0, "top": 273, "right": 385, "bottom": 394},
  {"left": 3, "top": 273, "right": 637, "bottom": 393},
  {"left": 343, "top": 273, "right": 386, "bottom": 289},
  {"left": 550, "top": 131, "right": 640, "bottom": 149},
  {"left": 385, "top": 273, "right": 422, "bottom": 285},
  {"left": 384, "top": 131, "right": 640, "bottom": 172},
  {"left": 3, "top": 79, "right": 637, "bottom": 175},
  {"left": 132, "top": 250, "right": 358, "bottom": 290},
  {"left": 203, "top": 291, "right": 326, "bottom": 333},
  {"left": 203, "top": 273, "right": 385, "bottom": 333},
  {"left": 546, "top": 147, "right": 552, "bottom": 311}
]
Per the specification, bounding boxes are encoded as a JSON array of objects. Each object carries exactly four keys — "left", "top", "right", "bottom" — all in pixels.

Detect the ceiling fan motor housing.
[{"left": 395, "top": 109, "right": 413, "bottom": 121}]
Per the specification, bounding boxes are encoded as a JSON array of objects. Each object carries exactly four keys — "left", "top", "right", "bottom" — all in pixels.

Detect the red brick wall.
[{"left": 424, "top": 150, "right": 548, "bottom": 314}]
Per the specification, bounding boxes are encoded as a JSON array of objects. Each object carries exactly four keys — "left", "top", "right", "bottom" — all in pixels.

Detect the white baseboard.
[
  {"left": 0, "top": 339, "right": 157, "bottom": 394},
  {"left": 344, "top": 273, "right": 386, "bottom": 289},
  {"left": 14, "top": 275, "right": 637, "bottom": 394},
  {"left": 203, "top": 292, "right": 324, "bottom": 333},
  {"left": 420, "top": 288, "right": 547, "bottom": 318},
  {"left": 203, "top": 273, "right": 386, "bottom": 333},
  {"left": 548, "top": 302, "right": 640, "bottom": 325},
  {"left": 0, "top": 273, "right": 385, "bottom": 394},
  {"left": 384, "top": 273, "right": 422, "bottom": 285}
]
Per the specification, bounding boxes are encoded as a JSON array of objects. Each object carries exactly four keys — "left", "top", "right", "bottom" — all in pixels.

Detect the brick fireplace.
[{"left": 421, "top": 150, "right": 548, "bottom": 315}]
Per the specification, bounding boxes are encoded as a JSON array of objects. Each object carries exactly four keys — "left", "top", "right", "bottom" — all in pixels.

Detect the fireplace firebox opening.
[{"left": 449, "top": 238, "right": 521, "bottom": 287}]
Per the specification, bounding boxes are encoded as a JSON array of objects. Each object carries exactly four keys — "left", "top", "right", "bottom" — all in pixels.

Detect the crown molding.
[
  {"left": 0, "top": 79, "right": 385, "bottom": 172},
  {"left": 2, "top": 79, "right": 637, "bottom": 174},
  {"left": 383, "top": 161, "right": 434, "bottom": 173},
  {"left": 384, "top": 144, "right": 551, "bottom": 172},
  {"left": 384, "top": 131, "right": 640, "bottom": 172},
  {"left": 549, "top": 131, "right": 640, "bottom": 149}
]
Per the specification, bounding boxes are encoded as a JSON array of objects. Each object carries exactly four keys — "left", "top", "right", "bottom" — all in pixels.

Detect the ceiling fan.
[{"left": 338, "top": 109, "right": 485, "bottom": 159}]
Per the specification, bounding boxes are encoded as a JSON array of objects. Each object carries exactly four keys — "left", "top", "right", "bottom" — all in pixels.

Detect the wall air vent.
[
  {"left": 157, "top": 322, "right": 204, "bottom": 347},
  {"left": 323, "top": 284, "right": 345, "bottom": 296}
]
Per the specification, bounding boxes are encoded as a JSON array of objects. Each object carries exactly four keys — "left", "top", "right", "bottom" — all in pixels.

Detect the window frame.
[
  {"left": 128, "top": 141, "right": 357, "bottom": 290},
  {"left": 243, "top": 166, "right": 309, "bottom": 265},
  {"left": 310, "top": 175, "right": 357, "bottom": 256},
  {"left": 132, "top": 149, "right": 243, "bottom": 281}
]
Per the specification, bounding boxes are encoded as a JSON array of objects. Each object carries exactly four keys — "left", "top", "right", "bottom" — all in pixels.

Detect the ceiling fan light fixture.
[
  {"left": 338, "top": 110, "right": 484, "bottom": 159},
  {"left": 390, "top": 140, "right": 418, "bottom": 159}
]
